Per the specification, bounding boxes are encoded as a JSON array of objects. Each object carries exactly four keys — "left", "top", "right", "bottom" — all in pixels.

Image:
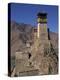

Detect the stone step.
[{"left": 16, "top": 69, "right": 39, "bottom": 76}]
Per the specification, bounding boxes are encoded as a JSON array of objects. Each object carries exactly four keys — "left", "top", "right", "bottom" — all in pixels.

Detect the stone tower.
[
  {"left": 33, "top": 12, "right": 50, "bottom": 55},
  {"left": 37, "top": 12, "right": 48, "bottom": 41}
]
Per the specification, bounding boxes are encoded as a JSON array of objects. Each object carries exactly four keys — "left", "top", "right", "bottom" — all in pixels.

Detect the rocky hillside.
[
  {"left": 10, "top": 21, "right": 58, "bottom": 57},
  {"left": 11, "top": 21, "right": 34, "bottom": 57}
]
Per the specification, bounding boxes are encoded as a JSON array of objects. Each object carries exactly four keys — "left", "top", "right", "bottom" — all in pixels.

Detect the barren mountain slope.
[{"left": 10, "top": 21, "right": 58, "bottom": 57}]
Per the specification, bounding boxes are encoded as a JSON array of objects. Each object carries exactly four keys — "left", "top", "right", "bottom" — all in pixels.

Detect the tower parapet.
[{"left": 37, "top": 12, "right": 47, "bottom": 23}]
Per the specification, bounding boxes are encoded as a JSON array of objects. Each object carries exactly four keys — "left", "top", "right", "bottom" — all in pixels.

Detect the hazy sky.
[{"left": 10, "top": 3, "right": 58, "bottom": 32}]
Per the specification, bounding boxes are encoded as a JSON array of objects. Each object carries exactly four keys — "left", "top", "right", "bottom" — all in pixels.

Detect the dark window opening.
[
  {"left": 29, "top": 62, "right": 32, "bottom": 66},
  {"left": 48, "top": 28, "right": 50, "bottom": 40},
  {"left": 28, "top": 53, "right": 31, "bottom": 59}
]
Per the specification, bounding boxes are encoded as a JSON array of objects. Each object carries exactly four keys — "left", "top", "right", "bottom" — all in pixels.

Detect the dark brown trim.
[{"left": 8, "top": 3, "right": 11, "bottom": 76}]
